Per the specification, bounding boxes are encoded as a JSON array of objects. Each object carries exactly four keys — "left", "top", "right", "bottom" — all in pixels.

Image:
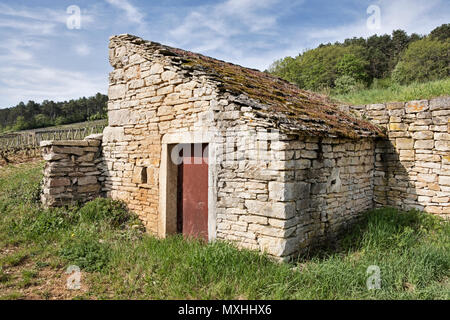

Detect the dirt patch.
[
  {"left": 0, "top": 153, "right": 42, "bottom": 168},
  {"left": 0, "top": 248, "right": 91, "bottom": 300}
]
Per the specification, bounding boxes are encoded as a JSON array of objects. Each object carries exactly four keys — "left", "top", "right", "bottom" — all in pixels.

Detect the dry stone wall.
[
  {"left": 216, "top": 130, "right": 375, "bottom": 260},
  {"left": 40, "top": 134, "right": 103, "bottom": 207},
  {"left": 340, "top": 96, "right": 450, "bottom": 217},
  {"left": 286, "top": 136, "right": 375, "bottom": 256}
]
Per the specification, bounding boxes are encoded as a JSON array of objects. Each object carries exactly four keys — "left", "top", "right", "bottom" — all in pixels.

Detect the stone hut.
[
  {"left": 40, "top": 34, "right": 449, "bottom": 261},
  {"left": 101, "top": 34, "right": 385, "bottom": 260}
]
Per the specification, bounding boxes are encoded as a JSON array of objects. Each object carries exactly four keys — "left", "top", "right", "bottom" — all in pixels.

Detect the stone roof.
[{"left": 110, "top": 34, "right": 385, "bottom": 139}]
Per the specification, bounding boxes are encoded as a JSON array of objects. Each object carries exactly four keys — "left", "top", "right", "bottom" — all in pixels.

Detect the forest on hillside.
[
  {"left": 0, "top": 93, "right": 108, "bottom": 134},
  {"left": 268, "top": 24, "right": 450, "bottom": 95}
]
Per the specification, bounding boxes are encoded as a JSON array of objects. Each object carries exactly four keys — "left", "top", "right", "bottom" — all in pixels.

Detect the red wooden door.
[{"left": 177, "top": 144, "right": 208, "bottom": 241}]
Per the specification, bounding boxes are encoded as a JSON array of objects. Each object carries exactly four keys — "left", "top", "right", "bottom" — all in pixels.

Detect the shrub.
[
  {"left": 392, "top": 38, "right": 450, "bottom": 84},
  {"left": 60, "top": 238, "right": 111, "bottom": 272},
  {"left": 336, "top": 53, "right": 369, "bottom": 84},
  {"left": 78, "top": 198, "right": 134, "bottom": 229},
  {"left": 334, "top": 75, "right": 365, "bottom": 94}
]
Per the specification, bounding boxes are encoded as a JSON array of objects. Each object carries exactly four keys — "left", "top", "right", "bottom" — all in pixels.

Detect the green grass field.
[
  {"left": 0, "top": 161, "right": 449, "bottom": 300},
  {"left": 332, "top": 78, "right": 450, "bottom": 105}
]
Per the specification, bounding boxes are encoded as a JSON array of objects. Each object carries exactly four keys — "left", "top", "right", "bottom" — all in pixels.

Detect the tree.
[
  {"left": 267, "top": 56, "right": 299, "bottom": 84},
  {"left": 0, "top": 93, "right": 108, "bottom": 133},
  {"left": 430, "top": 23, "right": 450, "bottom": 41},
  {"left": 288, "top": 45, "right": 367, "bottom": 90},
  {"left": 336, "top": 53, "right": 369, "bottom": 84},
  {"left": 392, "top": 37, "right": 450, "bottom": 84}
]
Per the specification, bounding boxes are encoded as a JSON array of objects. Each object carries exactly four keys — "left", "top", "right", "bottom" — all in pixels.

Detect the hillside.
[
  {"left": 268, "top": 24, "right": 450, "bottom": 99},
  {"left": 0, "top": 94, "right": 108, "bottom": 134}
]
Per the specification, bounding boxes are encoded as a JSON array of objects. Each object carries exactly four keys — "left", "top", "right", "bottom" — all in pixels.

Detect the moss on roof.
[{"left": 111, "top": 35, "right": 385, "bottom": 139}]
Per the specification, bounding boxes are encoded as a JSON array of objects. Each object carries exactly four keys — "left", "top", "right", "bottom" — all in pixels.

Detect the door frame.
[{"left": 158, "top": 132, "right": 217, "bottom": 241}]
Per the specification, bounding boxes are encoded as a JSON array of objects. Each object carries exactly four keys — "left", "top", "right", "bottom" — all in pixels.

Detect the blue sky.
[{"left": 0, "top": 0, "right": 448, "bottom": 108}]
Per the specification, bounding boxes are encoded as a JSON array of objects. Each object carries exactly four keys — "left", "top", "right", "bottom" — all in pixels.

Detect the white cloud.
[
  {"left": 0, "top": 3, "right": 103, "bottom": 107},
  {"left": 165, "top": 0, "right": 290, "bottom": 70},
  {"left": 0, "top": 3, "right": 96, "bottom": 31},
  {"left": 74, "top": 44, "right": 91, "bottom": 56},
  {"left": 0, "top": 63, "right": 106, "bottom": 107},
  {"left": 301, "top": 0, "right": 449, "bottom": 45},
  {"left": 0, "top": 18, "right": 56, "bottom": 35},
  {"left": 170, "top": 0, "right": 281, "bottom": 44},
  {"left": 104, "top": 0, "right": 145, "bottom": 26}
]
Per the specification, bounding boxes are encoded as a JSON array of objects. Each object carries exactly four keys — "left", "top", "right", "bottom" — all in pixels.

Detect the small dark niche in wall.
[
  {"left": 141, "top": 167, "right": 148, "bottom": 184},
  {"left": 317, "top": 137, "right": 324, "bottom": 162}
]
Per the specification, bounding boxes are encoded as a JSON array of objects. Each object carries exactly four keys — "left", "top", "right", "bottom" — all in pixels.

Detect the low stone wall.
[
  {"left": 340, "top": 96, "right": 450, "bottom": 217},
  {"left": 40, "top": 134, "right": 104, "bottom": 207}
]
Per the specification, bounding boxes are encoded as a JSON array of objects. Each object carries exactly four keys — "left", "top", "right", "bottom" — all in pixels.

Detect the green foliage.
[
  {"left": 267, "top": 26, "right": 450, "bottom": 92},
  {"left": 334, "top": 75, "right": 364, "bottom": 95},
  {"left": 78, "top": 198, "right": 135, "bottom": 229},
  {"left": 280, "top": 45, "right": 366, "bottom": 90},
  {"left": 0, "top": 93, "right": 108, "bottom": 134},
  {"left": 392, "top": 38, "right": 450, "bottom": 84},
  {"left": 332, "top": 78, "right": 450, "bottom": 105},
  {"left": 60, "top": 239, "right": 112, "bottom": 272},
  {"left": 430, "top": 23, "right": 450, "bottom": 41},
  {"left": 336, "top": 54, "right": 369, "bottom": 83},
  {"left": 267, "top": 56, "right": 298, "bottom": 83}
]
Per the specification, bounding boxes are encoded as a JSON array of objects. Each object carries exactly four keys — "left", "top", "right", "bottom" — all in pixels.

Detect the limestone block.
[
  {"left": 78, "top": 176, "right": 98, "bottom": 186},
  {"left": 405, "top": 100, "right": 428, "bottom": 113},
  {"left": 48, "top": 178, "right": 70, "bottom": 187},
  {"left": 150, "top": 63, "right": 164, "bottom": 74},
  {"left": 52, "top": 146, "right": 85, "bottom": 156},
  {"left": 389, "top": 123, "right": 407, "bottom": 131},
  {"left": 43, "top": 153, "right": 68, "bottom": 161},
  {"left": 396, "top": 138, "right": 413, "bottom": 150},
  {"left": 258, "top": 236, "right": 299, "bottom": 257},
  {"left": 108, "top": 84, "right": 127, "bottom": 100},
  {"left": 414, "top": 140, "right": 434, "bottom": 149},
  {"left": 103, "top": 126, "right": 126, "bottom": 143},
  {"left": 430, "top": 96, "right": 450, "bottom": 111},
  {"left": 77, "top": 153, "right": 95, "bottom": 162},
  {"left": 161, "top": 71, "right": 177, "bottom": 81},
  {"left": 269, "top": 182, "right": 294, "bottom": 201},
  {"left": 435, "top": 133, "right": 450, "bottom": 141},
  {"left": 435, "top": 140, "right": 449, "bottom": 151},
  {"left": 78, "top": 184, "right": 101, "bottom": 193},
  {"left": 386, "top": 102, "right": 404, "bottom": 110},
  {"left": 109, "top": 109, "right": 139, "bottom": 126},
  {"left": 439, "top": 176, "right": 450, "bottom": 186},
  {"left": 417, "top": 173, "right": 437, "bottom": 183},
  {"left": 294, "top": 182, "right": 311, "bottom": 199},
  {"left": 412, "top": 131, "right": 434, "bottom": 140},
  {"left": 244, "top": 200, "right": 295, "bottom": 219},
  {"left": 156, "top": 85, "right": 174, "bottom": 96}
]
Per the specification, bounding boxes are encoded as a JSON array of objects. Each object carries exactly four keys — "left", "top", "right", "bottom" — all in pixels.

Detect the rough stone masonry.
[
  {"left": 340, "top": 97, "right": 450, "bottom": 218},
  {"left": 40, "top": 34, "right": 450, "bottom": 261}
]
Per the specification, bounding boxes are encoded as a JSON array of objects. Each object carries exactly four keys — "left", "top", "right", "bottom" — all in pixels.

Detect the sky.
[{"left": 0, "top": 0, "right": 448, "bottom": 108}]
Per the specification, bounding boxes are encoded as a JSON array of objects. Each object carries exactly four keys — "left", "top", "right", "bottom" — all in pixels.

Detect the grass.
[
  {"left": 332, "top": 78, "right": 450, "bottom": 105},
  {"left": 0, "top": 161, "right": 449, "bottom": 299}
]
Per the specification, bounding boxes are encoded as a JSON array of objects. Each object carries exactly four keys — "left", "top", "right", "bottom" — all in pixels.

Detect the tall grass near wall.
[{"left": 332, "top": 78, "right": 450, "bottom": 105}]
